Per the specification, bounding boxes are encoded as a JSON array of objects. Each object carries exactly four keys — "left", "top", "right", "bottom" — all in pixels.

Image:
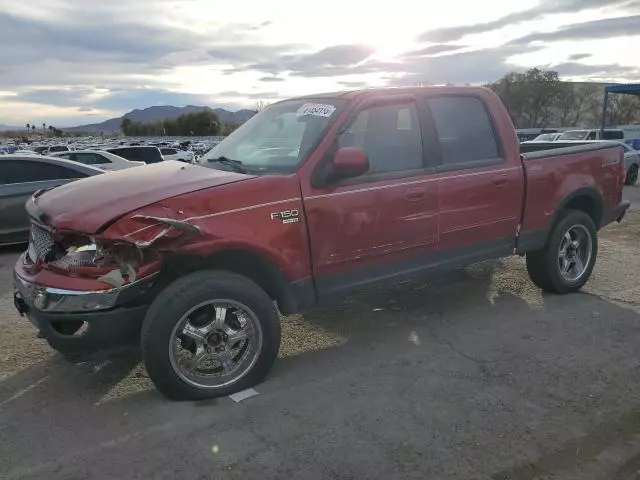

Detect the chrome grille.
[{"left": 28, "top": 224, "right": 54, "bottom": 262}]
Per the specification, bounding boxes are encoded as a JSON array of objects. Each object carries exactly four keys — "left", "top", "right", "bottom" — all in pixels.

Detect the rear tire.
[
  {"left": 526, "top": 210, "right": 598, "bottom": 294},
  {"left": 141, "top": 270, "right": 280, "bottom": 401},
  {"left": 625, "top": 164, "right": 638, "bottom": 185}
]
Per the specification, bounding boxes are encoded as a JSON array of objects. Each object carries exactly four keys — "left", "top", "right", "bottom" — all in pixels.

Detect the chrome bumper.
[{"left": 13, "top": 271, "right": 158, "bottom": 314}]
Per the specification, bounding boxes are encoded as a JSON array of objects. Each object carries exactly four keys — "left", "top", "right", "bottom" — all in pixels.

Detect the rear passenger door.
[{"left": 423, "top": 95, "right": 523, "bottom": 256}]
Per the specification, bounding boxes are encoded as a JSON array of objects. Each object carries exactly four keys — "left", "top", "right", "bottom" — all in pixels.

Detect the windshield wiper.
[{"left": 207, "top": 156, "right": 247, "bottom": 174}]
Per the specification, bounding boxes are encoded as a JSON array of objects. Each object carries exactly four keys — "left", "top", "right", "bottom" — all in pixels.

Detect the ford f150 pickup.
[{"left": 13, "top": 87, "right": 630, "bottom": 400}]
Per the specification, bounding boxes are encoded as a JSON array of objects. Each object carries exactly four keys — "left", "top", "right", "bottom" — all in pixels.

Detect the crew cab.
[{"left": 13, "top": 87, "right": 629, "bottom": 400}]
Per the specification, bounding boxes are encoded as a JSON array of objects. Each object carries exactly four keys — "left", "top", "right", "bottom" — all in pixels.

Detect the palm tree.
[
  {"left": 31, "top": 125, "right": 36, "bottom": 134},
  {"left": 48, "top": 125, "right": 53, "bottom": 136},
  {"left": 42, "top": 123, "right": 46, "bottom": 135},
  {"left": 26, "top": 123, "right": 30, "bottom": 132}
]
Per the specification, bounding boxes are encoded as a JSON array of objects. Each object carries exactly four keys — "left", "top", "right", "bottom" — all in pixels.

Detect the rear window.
[
  {"left": 427, "top": 96, "right": 501, "bottom": 166},
  {"left": 70, "top": 153, "right": 110, "bottom": 165},
  {"left": 49, "top": 146, "right": 69, "bottom": 152},
  {"left": 108, "top": 147, "right": 162, "bottom": 164}
]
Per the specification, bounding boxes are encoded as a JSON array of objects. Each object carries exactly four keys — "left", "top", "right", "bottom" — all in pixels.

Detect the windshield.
[
  {"left": 202, "top": 98, "right": 344, "bottom": 174},
  {"left": 558, "top": 130, "right": 588, "bottom": 140}
]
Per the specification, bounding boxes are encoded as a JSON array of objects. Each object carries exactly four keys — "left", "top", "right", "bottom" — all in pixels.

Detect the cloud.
[
  {"left": 510, "top": 15, "right": 640, "bottom": 44},
  {"left": 402, "top": 44, "right": 467, "bottom": 58},
  {"left": 0, "top": 12, "right": 199, "bottom": 66},
  {"left": 384, "top": 45, "right": 548, "bottom": 86},
  {"left": 568, "top": 53, "right": 591, "bottom": 61},
  {"left": 339, "top": 81, "right": 370, "bottom": 88},
  {"left": 548, "top": 62, "right": 638, "bottom": 77},
  {"left": 417, "top": 0, "right": 637, "bottom": 42},
  {"left": 259, "top": 76, "right": 284, "bottom": 82},
  {"left": 242, "top": 44, "right": 376, "bottom": 77}
]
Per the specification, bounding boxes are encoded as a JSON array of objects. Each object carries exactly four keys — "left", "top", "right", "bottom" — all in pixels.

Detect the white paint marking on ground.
[
  {"left": 0, "top": 375, "right": 50, "bottom": 408},
  {"left": 228, "top": 388, "right": 259, "bottom": 403}
]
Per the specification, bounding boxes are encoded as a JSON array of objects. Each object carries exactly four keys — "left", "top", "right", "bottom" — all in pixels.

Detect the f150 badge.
[{"left": 270, "top": 210, "right": 299, "bottom": 224}]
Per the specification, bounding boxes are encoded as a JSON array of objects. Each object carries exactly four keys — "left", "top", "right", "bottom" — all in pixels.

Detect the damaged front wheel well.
[{"left": 157, "top": 250, "right": 297, "bottom": 314}]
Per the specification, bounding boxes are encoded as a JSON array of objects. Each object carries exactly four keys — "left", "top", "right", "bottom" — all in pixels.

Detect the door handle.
[
  {"left": 493, "top": 176, "right": 508, "bottom": 187},
  {"left": 404, "top": 188, "right": 426, "bottom": 201}
]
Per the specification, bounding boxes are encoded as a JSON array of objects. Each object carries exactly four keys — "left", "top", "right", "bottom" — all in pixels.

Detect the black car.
[{"left": 106, "top": 146, "right": 164, "bottom": 164}]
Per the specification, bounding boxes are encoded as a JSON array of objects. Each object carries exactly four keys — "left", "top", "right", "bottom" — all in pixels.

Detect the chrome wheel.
[
  {"left": 168, "top": 300, "right": 263, "bottom": 389},
  {"left": 558, "top": 225, "right": 592, "bottom": 282}
]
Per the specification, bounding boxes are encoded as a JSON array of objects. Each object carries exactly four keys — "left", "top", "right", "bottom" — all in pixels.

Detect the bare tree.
[{"left": 254, "top": 100, "right": 269, "bottom": 112}]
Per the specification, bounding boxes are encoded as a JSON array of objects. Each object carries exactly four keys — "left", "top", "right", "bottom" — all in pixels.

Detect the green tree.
[{"left": 488, "top": 68, "right": 563, "bottom": 128}]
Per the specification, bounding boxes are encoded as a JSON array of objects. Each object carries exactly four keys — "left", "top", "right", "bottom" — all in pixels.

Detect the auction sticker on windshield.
[{"left": 297, "top": 103, "right": 336, "bottom": 118}]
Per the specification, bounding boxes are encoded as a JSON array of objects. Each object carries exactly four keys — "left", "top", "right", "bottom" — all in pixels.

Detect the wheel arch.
[
  {"left": 553, "top": 187, "right": 604, "bottom": 232},
  {"left": 156, "top": 249, "right": 315, "bottom": 315}
]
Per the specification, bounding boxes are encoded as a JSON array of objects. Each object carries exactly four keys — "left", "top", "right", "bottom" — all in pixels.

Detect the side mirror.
[{"left": 332, "top": 147, "right": 369, "bottom": 180}]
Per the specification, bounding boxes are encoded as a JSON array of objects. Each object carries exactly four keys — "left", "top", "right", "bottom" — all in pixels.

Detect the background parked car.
[
  {"left": 0, "top": 155, "right": 103, "bottom": 245},
  {"left": 50, "top": 150, "right": 145, "bottom": 171},
  {"left": 621, "top": 142, "right": 640, "bottom": 185},
  {"left": 45, "top": 145, "right": 73, "bottom": 155},
  {"left": 106, "top": 146, "right": 164, "bottom": 164},
  {"left": 557, "top": 129, "right": 625, "bottom": 141},
  {"left": 160, "top": 147, "right": 194, "bottom": 163},
  {"left": 531, "top": 132, "right": 562, "bottom": 142}
]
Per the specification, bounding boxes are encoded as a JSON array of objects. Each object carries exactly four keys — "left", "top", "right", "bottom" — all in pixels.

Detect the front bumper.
[
  {"left": 13, "top": 268, "right": 158, "bottom": 354},
  {"left": 13, "top": 269, "right": 158, "bottom": 314}
]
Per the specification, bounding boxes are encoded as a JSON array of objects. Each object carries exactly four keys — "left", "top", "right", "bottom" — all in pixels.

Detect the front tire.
[
  {"left": 625, "top": 164, "right": 638, "bottom": 185},
  {"left": 141, "top": 270, "right": 280, "bottom": 401},
  {"left": 526, "top": 210, "right": 598, "bottom": 294}
]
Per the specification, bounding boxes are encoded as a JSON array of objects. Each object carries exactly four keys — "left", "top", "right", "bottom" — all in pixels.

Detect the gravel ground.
[{"left": 0, "top": 186, "right": 639, "bottom": 479}]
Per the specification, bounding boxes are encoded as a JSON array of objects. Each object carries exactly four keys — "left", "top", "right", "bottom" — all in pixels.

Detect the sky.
[{"left": 0, "top": 0, "right": 638, "bottom": 127}]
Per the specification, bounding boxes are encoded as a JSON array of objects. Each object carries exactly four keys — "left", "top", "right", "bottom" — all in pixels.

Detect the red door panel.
[
  {"left": 304, "top": 177, "right": 438, "bottom": 279},
  {"left": 437, "top": 165, "right": 523, "bottom": 252}
]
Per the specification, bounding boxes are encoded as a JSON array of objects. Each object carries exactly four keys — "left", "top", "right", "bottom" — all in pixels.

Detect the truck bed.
[{"left": 517, "top": 142, "right": 625, "bottom": 251}]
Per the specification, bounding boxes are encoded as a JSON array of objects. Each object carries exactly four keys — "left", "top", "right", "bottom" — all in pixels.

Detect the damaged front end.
[{"left": 25, "top": 214, "right": 201, "bottom": 289}]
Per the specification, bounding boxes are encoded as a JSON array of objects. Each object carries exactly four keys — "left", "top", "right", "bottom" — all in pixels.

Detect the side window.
[
  {"left": 33, "top": 162, "right": 87, "bottom": 180},
  {"left": 0, "top": 160, "right": 86, "bottom": 183},
  {"left": 338, "top": 102, "right": 423, "bottom": 175},
  {"left": 587, "top": 131, "right": 597, "bottom": 140},
  {"left": 1, "top": 160, "right": 33, "bottom": 184},
  {"left": 427, "top": 96, "right": 501, "bottom": 167},
  {"left": 603, "top": 131, "right": 623, "bottom": 140},
  {"left": 161, "top": 148, "right": 175, "bottom": 155}
]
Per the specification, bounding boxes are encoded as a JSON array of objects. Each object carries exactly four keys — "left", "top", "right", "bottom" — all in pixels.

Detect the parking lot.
[{"left": 1, "top": 186, "right": 639, "bottom": 480}]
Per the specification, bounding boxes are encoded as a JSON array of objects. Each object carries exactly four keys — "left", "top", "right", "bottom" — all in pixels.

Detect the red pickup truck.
[{"left": 13, "top": 87, "right": 629, "bottom": 400}]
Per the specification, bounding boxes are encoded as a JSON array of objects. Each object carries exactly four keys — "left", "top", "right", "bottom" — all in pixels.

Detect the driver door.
[{"left": 301, "top": 96, "right": 439, "bottom": 297}]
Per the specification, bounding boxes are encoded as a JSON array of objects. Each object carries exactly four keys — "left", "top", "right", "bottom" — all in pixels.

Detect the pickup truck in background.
[{"left": 13, "top": 87, "right": 630, "bottom": 400}]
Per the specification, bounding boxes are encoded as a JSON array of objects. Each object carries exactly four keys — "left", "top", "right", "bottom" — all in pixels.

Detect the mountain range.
[
  {"left": 0, "top": 124, "right": 23, "bottom": 132},
  {"left": 64, "top": 105, "right": 257, "bottom": 133}
]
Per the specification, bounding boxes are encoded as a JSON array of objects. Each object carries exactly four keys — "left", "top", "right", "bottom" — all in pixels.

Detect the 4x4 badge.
[{"left": 270, "top": 210, "right": 299, "bottom": 224}]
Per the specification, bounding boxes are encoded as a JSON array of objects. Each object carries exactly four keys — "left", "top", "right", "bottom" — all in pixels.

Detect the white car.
[
  {"left": 160, "top": 147, "right": 194, "bottom": 163},
  {"left": 50, "top": 150, "right": 145, "bottom": 171}
]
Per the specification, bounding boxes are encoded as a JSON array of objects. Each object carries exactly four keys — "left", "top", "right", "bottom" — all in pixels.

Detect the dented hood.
[{"left": 31, "top": 161, "right": 254, "bottom": 233}]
